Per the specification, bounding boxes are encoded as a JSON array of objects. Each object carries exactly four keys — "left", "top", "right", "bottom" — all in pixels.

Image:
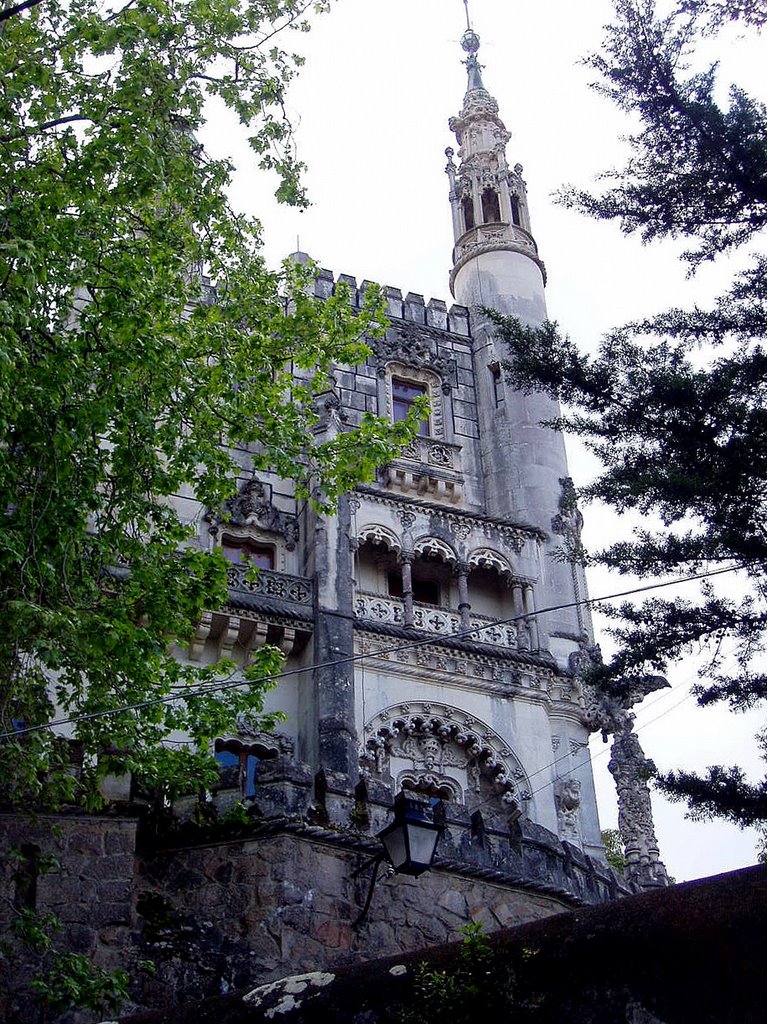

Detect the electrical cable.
[{"left": 0, "top": 561, "right": 746, "bottom": 740}]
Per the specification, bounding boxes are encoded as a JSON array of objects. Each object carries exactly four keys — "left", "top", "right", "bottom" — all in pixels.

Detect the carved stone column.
[
  {"left": 401, "top": 553, "right": 414, "bottom": 627},
  {"left": 609, "top": 716, "right": 669, "bottom": 890},
  {"left": 523, "top": 584, "right": 539, "bottom": 652},
  {"left": 455, "top": 562, "right": 471, "bottom": 630}
]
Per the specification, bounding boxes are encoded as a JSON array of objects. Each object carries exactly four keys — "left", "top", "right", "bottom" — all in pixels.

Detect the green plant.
[
  {"left": 399, "top": 922, "right": 512, "bottom": 1024},
  {"left": 601, "top": 829, "right": 627, "bottom": 875}
]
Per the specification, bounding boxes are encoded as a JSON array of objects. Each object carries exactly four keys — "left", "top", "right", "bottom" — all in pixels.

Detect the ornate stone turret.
[
  {"left": 446, "top": 28, "right": 545, "bottom": 299},
  {"left": 447, "top": 25, "right": 589, "bottom": 661}
]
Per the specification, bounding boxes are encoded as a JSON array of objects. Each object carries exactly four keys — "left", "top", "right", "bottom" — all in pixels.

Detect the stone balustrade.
[
  {"left": 226, "top": 565, "right": 313, "bottom": 606},
  {"left": 355, "top": 591, "right": 528, "bottom": 651}
]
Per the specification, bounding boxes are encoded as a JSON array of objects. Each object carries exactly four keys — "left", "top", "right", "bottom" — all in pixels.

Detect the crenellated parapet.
[{"left": 296, "top": 255, "right": 470, "bottom": 336}]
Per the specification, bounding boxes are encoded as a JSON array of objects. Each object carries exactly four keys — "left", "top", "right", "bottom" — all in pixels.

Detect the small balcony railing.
[
  {"left": 226, "top": 565, "right": 313, "bottom": 607},
  {"left": 354, "top": 592, "right": 531, "bottom": 652}
]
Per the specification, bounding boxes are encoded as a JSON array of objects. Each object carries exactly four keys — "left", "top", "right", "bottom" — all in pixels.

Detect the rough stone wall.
[
  {"left": 112, "top": 864, "right": 767, "bottom": 1024},
  {"left": 0, "top": 815, "right": 137, "bottom": 1023},
  {"left": 131, "top": 830, "right": 571, "bottom": 1013},
  {"left": 0, "top": 809, "right": 622, "bottom": 1022}
]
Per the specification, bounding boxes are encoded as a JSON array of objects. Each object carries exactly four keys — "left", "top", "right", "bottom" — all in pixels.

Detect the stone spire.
[{"left": 446, "top": 24, "right": 545, "bottom": 297}]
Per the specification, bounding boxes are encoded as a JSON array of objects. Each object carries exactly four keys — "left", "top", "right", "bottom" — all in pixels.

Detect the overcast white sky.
[{"left": 204, "top": 0, "right": 765, "bottom": 882}]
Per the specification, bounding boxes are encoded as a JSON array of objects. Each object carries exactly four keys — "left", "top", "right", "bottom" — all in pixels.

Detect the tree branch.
[{"left": 0, "top": 0, "right": 46, "bottom": 24}]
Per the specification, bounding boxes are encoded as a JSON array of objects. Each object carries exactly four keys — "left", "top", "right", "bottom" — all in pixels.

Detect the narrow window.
[
  {"left": 462, "top": 194, "right": 475, "bottom": 231},
  {"left": 392, "top": 379, "right": 428, "bottom": 437},
  {"left": 511, "top": 195, "right": 522, "bottom": 226},
  {"left": 481, "top": 188, "right": 501, "bottom": 224},
  {"left": 222, "top": 538, "right": 274, "bottom": 570},
  {"left": 491, "top": 363, "right": 504, "bottom": 406}
]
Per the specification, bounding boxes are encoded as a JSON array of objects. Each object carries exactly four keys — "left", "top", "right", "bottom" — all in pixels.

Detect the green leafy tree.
[
  {"left": 490, "top": 0, "right": 767, "bottom": 841},
  {"left": 601, "top": 829, "right": 627, "bottom": 875},
  {"left": 0, "top": 0, "right": 417, "bottom": 814}
]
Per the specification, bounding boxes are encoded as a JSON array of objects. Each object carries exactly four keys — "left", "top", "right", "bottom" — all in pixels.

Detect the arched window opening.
[
  {"left": 511, "top": 195, "right": 522, "bottom": 226},
  {"left": 221, "top": 536, "right": 274, "bottom": 570},
  {"left": 214, "top": 739, "right": 261, "bottom": 799},
  {"left": 410, "top": 553, "right": 452, "bottom": 608},
  {"left": 462, "top": 194, "right": 475, "bottom": 231},
  {"left": 481, "top": 188, "right": 502, "bottom": 224},
  {"left": 357, "top": 538, "right": 399, "bottom": 595},
  {"left": 467, "top": 564, "right": 513, "bottom": 619},
  {"left": 390, "top": 570, "right": 441, "bottom": 606}
]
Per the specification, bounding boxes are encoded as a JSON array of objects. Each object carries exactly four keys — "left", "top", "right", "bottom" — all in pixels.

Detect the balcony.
[
  {"left": 187, "top": 568, "right": 314, "bottom": 666},
  {"left": 354, "top": 592, "right": 531, "bottom": 653},
  {"left": 382, "top": 437, "right": 464, "bottom": 503},
  {"left": 226, "top": 565, "right": 313, "bottom": 607}
]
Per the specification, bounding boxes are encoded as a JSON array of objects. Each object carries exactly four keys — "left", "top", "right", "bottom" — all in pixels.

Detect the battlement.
[{"left": 290, "top": 252, "right": 471, "bottom": 337}]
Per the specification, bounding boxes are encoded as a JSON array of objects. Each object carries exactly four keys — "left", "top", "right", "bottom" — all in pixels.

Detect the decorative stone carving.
[
  {"left": 396, "top": 508, "right": 417, "bottom": 529},
  {"left": 231, "top": 718, "right": 294, "bottom": 758},
  {"left": 361, "top": 702, "right": 530, "bottom": 811},
  {"left": 552, "top": 477, "right": 584, "bottom": 554},
  {"left": 450, "top": 519, "right": 472, "bottom": 542},
  {"left": 208, "top": 477, "right": 299, "bottom": 551},
  {"left": 413, "top": 536, "right": 458, "bottom": 564},
  {"left": 226, "top": 565, "right": 312, "bottom": 605},
  {"left": 468, "top": 547, "right": 513, "bottom": 577},
  {"left": 554, "top": 778, "right": 582, "bottom": 846},
  {"left": 609, "top": 718, "right": 669, "bottom": 888},
  {"left": 357, "top": 523, "right": 402, "bottom": 554},
  {"left": 428, "top": 443, "right": 454, "bottom": 468}
]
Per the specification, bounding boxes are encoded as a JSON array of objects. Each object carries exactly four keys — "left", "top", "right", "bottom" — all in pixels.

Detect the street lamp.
[
  {"left": 378, "top": 793, "right": 443, "bottom": 876},
  {"left": 353, "top": 793, "right": 443, "bottom": 926}
]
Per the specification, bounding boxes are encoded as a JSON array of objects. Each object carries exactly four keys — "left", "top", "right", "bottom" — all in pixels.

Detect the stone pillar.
[
  {"left": 401, "top": 553, "right": 414, "bottom": 627},
  {"left": 456, "top": 562, "right": 471, "bottom": 630},
  {"left": 524, "top": 584, "right": 539, "bottom": 652},
  {"left": 609, "top": 716, "right": 669, "bottom": 890}
]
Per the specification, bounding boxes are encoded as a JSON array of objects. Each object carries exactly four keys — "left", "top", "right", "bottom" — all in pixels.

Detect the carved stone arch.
[
  {"left": 357, "top": 523, "right": 402, "bottom": 555},
  {"left": 468, "top": 547, "right": 514, "bottom": 579},
  {"left": 397, "top": 771, "right": 462, "bottom": 802},
  {"left": 384, "top": 361, "right": 445, "bottom": 439},
  {"left": 360, "top": 701, "right": 531, "bottom": 812},
  {"left": 413, "top": 536, "right": 458, "bottom": 565}
]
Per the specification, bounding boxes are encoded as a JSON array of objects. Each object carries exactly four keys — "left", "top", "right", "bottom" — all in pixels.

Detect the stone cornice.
[
  {"left": 450, "top": 240, "right": 548, "bottom": 292},
  {"left": 353, "top": 486, "right": 547, "bottom": 543}
]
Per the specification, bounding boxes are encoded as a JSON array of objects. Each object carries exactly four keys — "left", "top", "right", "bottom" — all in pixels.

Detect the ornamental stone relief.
[
  {"left": 360, "top": 702, "right": 531, "bottom": 811},
  {"left": 207, "top": 477, "right": 299, "bottom": 551},
  {"left": 375, "top": 331, "right": 458, "bottom": 395},
  {"left": 554, "top": 777, "right": 582, "bottom": 847},
  {"left": 356, "top": 523, "right": 402, "bottom": 554}
]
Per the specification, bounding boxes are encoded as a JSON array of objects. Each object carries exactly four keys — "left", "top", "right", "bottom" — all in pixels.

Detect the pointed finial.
[{"left": 460, "top": 0, "right": 483, "bottom": 90}]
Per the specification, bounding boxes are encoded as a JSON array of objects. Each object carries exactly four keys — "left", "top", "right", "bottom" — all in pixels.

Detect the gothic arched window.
[
  {"left": 392, "top": 378, "right": 429, "bottom": 436},
  {"left": 462, "top": 194, "right": 475, "bottom": 231},
  {"left": 481, "top": 188, "right": 502, "bottom": 224},
  {"left": 511, "top": 195, "right": 522, "bottom": 226}
]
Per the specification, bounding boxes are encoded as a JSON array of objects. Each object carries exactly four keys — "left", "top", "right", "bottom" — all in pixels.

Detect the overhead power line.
[{"left": 0, "top": 562, "right": 746, "bottom": 740}]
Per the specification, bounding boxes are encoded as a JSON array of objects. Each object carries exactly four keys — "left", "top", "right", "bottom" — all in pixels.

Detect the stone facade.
[{"left": 0, "top": 20, "right": 669, "bottom": 1024}]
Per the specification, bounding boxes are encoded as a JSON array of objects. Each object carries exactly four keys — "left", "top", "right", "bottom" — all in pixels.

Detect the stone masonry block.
[
  {"left": 404, "top": 292, "right": 426, "bottom": 324},
  {"left": 426, "top": 298, "right": 448, "bottom": 330},
  {"left": 454, "top": 417, "right": 480, "bottom": 438},
  {"left": 354, "top": 375, "right": 378, "bottom": 397},
  {"left": 448, "top": 304, "right": 470, "bottom": 335}
]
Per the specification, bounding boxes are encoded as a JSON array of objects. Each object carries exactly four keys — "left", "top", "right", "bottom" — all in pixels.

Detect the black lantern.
[
  {"left": 352, "top": 792, "right": 444, "bottom": 926},
  {"left": 377, "top": 793, "right": 442, "bottom": 877}
]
